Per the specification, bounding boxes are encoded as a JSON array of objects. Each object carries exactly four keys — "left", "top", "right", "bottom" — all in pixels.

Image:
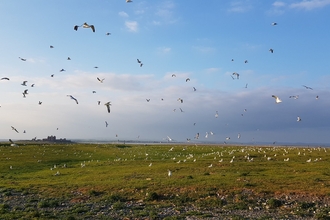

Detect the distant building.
[{"left": 42, "top": 135, "right": 70, "bottom": 143}]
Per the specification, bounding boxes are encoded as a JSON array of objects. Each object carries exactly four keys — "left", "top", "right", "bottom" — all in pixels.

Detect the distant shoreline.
[{"left": 1, "top": 139, "right": 330, "bottom": 148}]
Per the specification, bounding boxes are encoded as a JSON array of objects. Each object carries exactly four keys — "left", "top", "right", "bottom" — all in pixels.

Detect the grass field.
[{"left": 1, "top": 143, "right": 330, "bottom": 219}]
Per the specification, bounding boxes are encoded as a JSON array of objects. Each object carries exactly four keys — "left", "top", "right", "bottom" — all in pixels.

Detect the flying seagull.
[
  {"left": 297, "top": 116, "right": 302, "bottom": 122},
  {"left": 269, "top": 48, "right": 274, "bottom": 53},
  {"left": 104, "top": 102, "right": 111, "bottom": 113},
  {"left": 67, "top": 95, "right": 78, "bottom": 104},
  {"left": 271, "top": 22, "right": 277, "bottom": 26},
  {"left": 272, "top": 95, "right": 282, "bottom": 103},
  {"left": 171, "top": 74, "right": 176, "bottom": 77},
  {"left": 232, "top": 72, "right": 239, "bottom": 79},
  {"left": 126, "top": 0, "right": 132, "bottom": 2},
  {"left": 215, "top": 111, "right": 219, "bottom": 118},
  {"left": 11, "top": 126, "right": 19, "bottom": 133},
  {"left": 19, "top": 57, "right": 26, "bottom": 61},
  {"left": 177, "top": 98, "right": 183, "bottom": 103},
  {"left": 244, "top": 60, "right": 248, "bottom": 63},
  {"left": 74, "top": 22, "right": 95, "bottom": 32},
  {"left": 193, "top": 87, "right": 196, "bottom": 91},
  {"left": 1, "top": 77, "right": 9, "bottom": 80},
  {"left": 186, "top": 78, "right": 190, "bottom": 82},
  {"left": 50, "top": 45, "right": 54, "bottom": 48},
  {"left": 289, "top": 95, "right": 299, "bottom": 99},
  {"left": 38, "top": 101, "right": 42, "bottom": 105},
  {"left": 302, "top": 85, "right": 313, "bottom": 90},
  {"left": 105, "top": 121, "right": 108, "bottom": 127},
  {"left": 97, "top": 77, "right": 105, "bottom": 83},
  {"left": 21, "top": 81, "right": 27, "bottom": 86},
  {"left": 22, "top": 89, "right": 28, "bottom": 98},
  {"left": 67, "top": 57, "right": 71, "bottom": 60}
]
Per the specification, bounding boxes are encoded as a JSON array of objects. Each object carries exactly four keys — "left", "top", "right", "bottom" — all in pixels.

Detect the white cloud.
[
  {"left": 125, "top": 21, "right": 138, "bottom": 32},
  {"left": 204, "top": 68, "right": 220, "bottom": 74},
  {"left": 290, "top": 0, "right": 330, "bottom": 10},
  {"left": 192, "top": 46, "right": 216, "bottom": 54},
  {"left": 157, "top": 47, "right": 171, "bottom": 54},
  {"left": 272, "top": 1, "right": 286, "bottom": 7},
  {"left": 228, "top": 1, "right": 253, "bottom": 13},
  {"left": 118, "top": 11, "right": 129, "bottom": 18},
  {"left": 153, "top": 1, "right": 178, "bottom": 25}
]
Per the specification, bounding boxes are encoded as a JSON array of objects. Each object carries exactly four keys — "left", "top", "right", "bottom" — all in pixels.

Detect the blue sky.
[{"left": 1, "top": 0, "right": 330, "bottom": 144}]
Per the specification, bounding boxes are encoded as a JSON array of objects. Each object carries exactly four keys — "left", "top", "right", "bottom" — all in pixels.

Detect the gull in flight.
[
  {"left": 126, "top": 0, "right": 132, "bottom": 2},
  {"left": 289, "top": 95, "right": 299, "bottom": 99},
  {"left": 104, "top": 102, "right": 111, "bottom": 113},
  {"left": 21, "top": 81, "right": 27, "bottom": 86},
  {"left": 171, "top": 74, "right": 176, "bottom": 77},
  {"left": 302, "top": 85, "right": 313, "bottom": 90},
  {"left": 177, "top": 98, "right": 183, "bottom": 103},
  {"left": 97, "top": 77, "right": 105, "bottom": 83},
  {"left": 146, "top": 99, "right": 150, "bottom": 102},
  {"left": 316, "top": 95, "right": 319, "bottom": 100},
  {"left": 193, "top": 87, "right": 196, "bottom": 91},
  {"left": 238, "top": 133, "right": 241, "bottom": 139},
  {"left": 215, "top": 111, "right": 219, "bottom": 118},
  {"left": 297, "top": 116, "right": 302, "bottom": 122},
  {"left": 50, "top": 45, "right": 54, "bottom": 48},
  {"left": 1, "top": 77, "right": 9, "bottom": 80},
  {"left": 271, "top": 22, "right": 277, "bottom": 26},
  {"left": 272, "top": 95, "right": 282, "bottom": 103},
  {"left": 22, "top": 89, "right": 28, "bottom": 98},
  {"left": 137, "top": 59, "right": 143, "bottom": 67},
  {"left": 269, "top": 48, "right": 274, "bottom": 53},
  {"left": 67, "top": 57, "right": 71, "bottom": 60},
  {"left": 186, "top": 78, "right": 190, "bottom": 82},
  {"left": 60, "top": 69, "right": 65, "bottom": 72},
  {"left": 244, "top": 60, "right": 248, "bottom": 63},
  {"left": 232, "top": 72, "right": 239, "bottom": 79},
  {"left": 67, "top": 95, "right": 78, "bottom": 104},
  {"left": 11, "top": 126, "right": 19, "bottom": 133},
  {"left": 38, "top": 101, "right": 42, "bottom": 105},
  {"left": 195, "top": 133, "right": 200, "bottom": 139},
  {"left": 105, "top": 121, "right": 108, "bottom": 127},
  {"left": 74, "top": 22, "right": 95, "bottom": 32},
  {"left": 19, "top": 57, "right": 26, "bottom": 61}
]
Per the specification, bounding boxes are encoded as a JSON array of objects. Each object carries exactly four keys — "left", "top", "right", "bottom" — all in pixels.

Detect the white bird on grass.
[{"left": 168, "top": 170, "right": 172, "bottom": 177}]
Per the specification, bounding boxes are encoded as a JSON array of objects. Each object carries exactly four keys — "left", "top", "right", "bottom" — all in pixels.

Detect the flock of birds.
[{"left": 0, "top": 1, "right": 321, "bottom": 144}]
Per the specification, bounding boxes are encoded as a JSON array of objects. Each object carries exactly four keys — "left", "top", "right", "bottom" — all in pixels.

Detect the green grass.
[{"left": 1, "top": 143, "right": 330, "bottom": 218}]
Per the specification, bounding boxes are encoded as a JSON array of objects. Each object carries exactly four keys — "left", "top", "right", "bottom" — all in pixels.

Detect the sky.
[{"left": 1, "top": 0, "right": 330, "bottom": 144}]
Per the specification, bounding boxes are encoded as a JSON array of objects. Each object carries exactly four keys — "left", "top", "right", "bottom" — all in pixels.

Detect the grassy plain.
[{"left": 1, "top": 142, "right": 330, "bottom": 219}]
